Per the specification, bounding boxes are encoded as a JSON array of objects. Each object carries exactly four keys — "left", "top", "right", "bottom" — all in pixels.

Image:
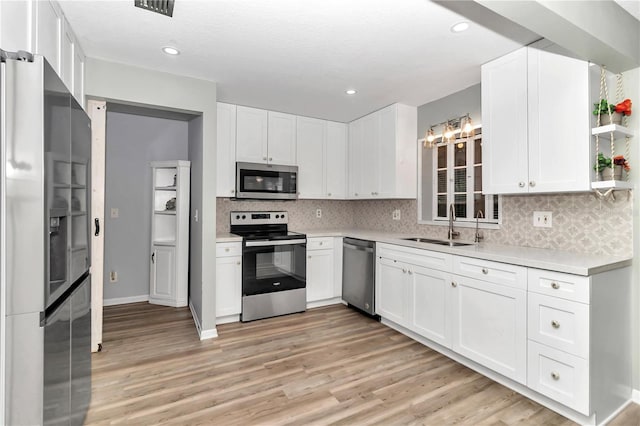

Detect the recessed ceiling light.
[
  {"left": 451, "top": 21, "right": 470, "bottom": 33},
  {"left": 346, "top": 89, "right": 357, "bottom": 95},
  {"left": 162, "top": 46, "right": 180, "bottom": 55}
]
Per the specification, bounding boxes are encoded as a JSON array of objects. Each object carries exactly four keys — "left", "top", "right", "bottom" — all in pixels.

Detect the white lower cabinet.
[
  {"left": 306, "top": 237, "right": 342, "bottom": 304},
  {"left": 150, "top": 245, "right": 176, "bottom": 303},
  {"left": 375, "top": 242, "right": 631, "bottom": 424},
  {"left": 215, "top": 242, "right": 242, "bottom": 321},
  {"left": 450, "top": 274, "right": 526, "bottom": 384}
]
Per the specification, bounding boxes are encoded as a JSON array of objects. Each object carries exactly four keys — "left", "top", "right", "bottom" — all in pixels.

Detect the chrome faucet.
[
  {"left": 448, "top": 203, "right": 460, "bottom": 240},
  {"left": 475, "top": 210, "right": 485, "bottom": 243}
]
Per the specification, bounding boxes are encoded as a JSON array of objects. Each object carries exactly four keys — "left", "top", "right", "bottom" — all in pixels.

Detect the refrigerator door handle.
[{"left": 94, "top": 218, "right": 100, "bottom": 236}]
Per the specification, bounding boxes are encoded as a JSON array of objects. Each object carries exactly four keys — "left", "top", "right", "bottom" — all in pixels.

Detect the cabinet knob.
[
  {"left": 327, "top": 192, "right": 332, "bottom": 196},
  {"left": 551, "top": 320, "right": 560, "bottom": 329},
  {"left": 451, "top": 282, "right": 457, "bottom": 288},
  {"left": 355, "top": 193, "right": 358, "bottom": 196},
  {"left": 225, "top": 248, "right": 230, "bottom": 252},
  {"left": 402, "top": 268, "right": 407, "bottom": 273},
  {"left": 236, "top": 261, "right": 241, "bottom": 265},
  {"left": 308, "top": 255, "right": 312, "bottom": 259},
  {"left": 481, "top": 268, "right": 489, "bottom": 275},
  {"left": 269, "top": 157, "right": 273, "bottom": 161},
  {"left": 408, "top": 270, "right": 413, "bottom": 275},
  {"left": 518, "top": 182, "right": 525, "bottom": 188},
  {"left": 231, "top": 189, "right": 235, "bottom": 194},
  {"left": 551, "top": 282, "right": 560, "bottom": 289},
  {"left": 529, "top": 181, "right": 536, "bottom": 187},
  {"left": 319, "top": 241, "right": 323, "bottom": 245},
  {"left": 551, "top": 371, "right": 560, "bottom": 380},
  {"left": 263, "top": 157, "right": 267, "bottom": 161},
  {"left": 371, "top": 192, "right": 375, "bottom": 195}
]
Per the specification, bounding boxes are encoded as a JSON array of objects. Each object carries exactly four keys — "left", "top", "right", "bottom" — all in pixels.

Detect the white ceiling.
[{"left": 59, "top": 0, "right": 530, "bottom": 122}]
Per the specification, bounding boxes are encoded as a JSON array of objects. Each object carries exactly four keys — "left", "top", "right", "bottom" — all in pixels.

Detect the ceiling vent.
[{"left": 134, "top": 0, "right": 175, "bottom": 17}]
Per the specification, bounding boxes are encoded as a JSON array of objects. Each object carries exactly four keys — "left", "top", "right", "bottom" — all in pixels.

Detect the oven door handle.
[{"left": 245, "top": 238, "right": 306, "bottom": 247}]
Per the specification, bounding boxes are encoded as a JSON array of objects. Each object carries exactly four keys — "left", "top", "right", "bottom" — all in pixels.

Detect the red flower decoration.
[
  {"left": 615, "top": 99, "right": 632, "bottom": 116},
  {"left": 613, "top": 155, "right": 631, "bottom": 171}
]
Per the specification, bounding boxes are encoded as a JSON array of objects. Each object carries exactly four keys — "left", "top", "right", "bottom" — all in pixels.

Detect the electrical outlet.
[
  {"left": 316, "top": 208, "right": 322, "bottom": 218},
  {"left": 109, "top": 270, "right": 118, "bottom": 283},
  {"left": 392, "top": 209, "right": 401, "bottom": 220},
  {"left": 533, "top": 211, "right": 552, "bottom": 228},
  {"left": 111, "top": 208, "right": 119, "bottom": 219}
]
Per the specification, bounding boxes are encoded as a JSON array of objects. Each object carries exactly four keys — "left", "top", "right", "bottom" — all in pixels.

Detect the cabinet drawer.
[
  {"left": 528, "top": 341, "right": 589, "bottom": 415},
  {"left": 307, "top": 237, "right": 334, "bottom": 250},
  {"left": 453, "top": 256, "right": 526, "bottom": 289},
  {"left": 216, "top": 242, "right": 242, "bottom": 257},
  {"left": 528, "top": 293, "right": 589, "bottom": 358},
  {"left": 528, "top": 269, "right": 590, "bottom": 304},
  {"left": 378, "top": 243, "right": 451, "bottom": 272}
]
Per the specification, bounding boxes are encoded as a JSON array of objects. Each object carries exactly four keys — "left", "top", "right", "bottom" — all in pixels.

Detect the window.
[{"left": 432, "top": 129, "right": 500, "bottom": 224}]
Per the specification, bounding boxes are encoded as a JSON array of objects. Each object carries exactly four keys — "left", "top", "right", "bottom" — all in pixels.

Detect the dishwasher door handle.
[{"left": 344, "top": 242, "right": 374, "bottom": 253}]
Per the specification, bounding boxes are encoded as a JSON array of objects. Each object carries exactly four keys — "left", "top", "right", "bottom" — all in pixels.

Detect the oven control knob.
[
  {"left": 275, "top": 214, "right": 280, "bottom": 218},
  {"left": 236, "top": 215, "right": 240, "bottom": 219},
  {"left": 281, "top": 214, "right": 285, "bottom": 218},
  {"left": 242, "top": 215, "right": 246, "bottom": 219}
]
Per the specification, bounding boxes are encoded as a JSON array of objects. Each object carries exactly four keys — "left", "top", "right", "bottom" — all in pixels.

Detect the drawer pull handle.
[
  {"left": 551, "top": 320, "right": 560, "bottom": 329},
  {"left": 551, "top": 371, "right": 560, "bottom": 380},
  {"left": 481, "top": 268, "right": 488, "bottom": 275},
  {"left": 225, "top": 248, "right": 230, "bottom": 252},
  {"left": 551, "top": 282, "right": 560, "bottom": 289},
  {"left": 451, "top": 282, "right": 457, "bottom": 288},
  {"left": 236, "top": 261, "right": 241, "bottom": 265},
  {"left": 319, "top": 242, "right": 323, "bottom": 245}
]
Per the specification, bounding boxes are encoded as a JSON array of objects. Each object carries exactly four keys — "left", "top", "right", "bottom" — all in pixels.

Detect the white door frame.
[{"left": 88, "top": 100, "right": 106, "bottom": 352}]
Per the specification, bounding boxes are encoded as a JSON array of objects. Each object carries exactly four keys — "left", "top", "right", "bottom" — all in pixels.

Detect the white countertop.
[
  {"left": 216, "top": 232, "right": 243, "bottom": 243},
  {"left": 217, "top": 228, "right": 631, "bottom": 276}
]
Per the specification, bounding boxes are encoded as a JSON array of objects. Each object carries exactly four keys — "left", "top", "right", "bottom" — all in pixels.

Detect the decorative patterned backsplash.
[{"left": 217, "top": 193, "right": 633, "bottom": 257}]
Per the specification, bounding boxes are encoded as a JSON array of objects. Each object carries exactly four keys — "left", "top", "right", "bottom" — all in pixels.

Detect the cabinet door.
[
  {"left": 306, "top": 249, "right": 334, "bottom": 302},
  {"left": 267, "top": 111, "right": 297, "bottom": 165},
  {"left": 61, "top": 18, "right": 74, "bottom": 91},
  {"left": 348, "top": 118, "right": 364, "bottom": 198},
  {"left": 376, "top": 257, "right": 408, "bottom": 326},
  {"left": 35, "top": 0, "right": 62, "bottom": 74},
  {"left": 215, "top": 255, "right": 242, "bottom": 317},
  {"left": 481, "top": 47, "right": 528, "bottom": 194},
  {"left": 216, "top": 103, "right": 237, "bottom": 197},
  {"left": 296, "top": 117, "right": 326, "bottom": 199},
  {"left": 377, "top": 105, "right": 397, "bottom": 198},
  {"left": 451, "top": 275, "right": 526, "bottom": 384},
  {"left": 0, "top": 0, "right": 33, "bottom": 52},
  {"left": 360, "top": 113, "right": 380, "bottom": 197},
  {"left": 73, "top": 45, "right": 85, "bottom": 105},
  {"left": 409, "top": 265, "right": 451, "bottom": 348},
  {"left": 151, "top": 246, "right": 176, "bottom": 301},
  {"left": 527, "top": 48, "right": 590, "bottom": 193},
  {"left": 236, "top": 106, "right": 268, "bottom": 163},
  {"left": 326, "top": 122, "right": 347, "bottom": 199}
]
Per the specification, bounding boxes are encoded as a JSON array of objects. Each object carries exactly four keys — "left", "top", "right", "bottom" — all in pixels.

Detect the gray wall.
[
  {"left": 85, "top": 58, "right": 217, "bottom": 333},
  {"left": 188, "top": 116, "right": 203, "bottom": 321},
  {"left": 418, "top": 84, "right": 481, "bottom": 220},
  {"left": 103, "top": 111, "right": 188, "bottom": 301}
]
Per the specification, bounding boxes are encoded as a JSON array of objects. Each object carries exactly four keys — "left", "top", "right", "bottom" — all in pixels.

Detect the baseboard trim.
[
  {"left": 601, "top": 398, "right": 633, "bottom": 425},
  {"left": 103, "top": 295, "right": 149, "bottom": 306},
  {"left": 188, "top": 300, "right": 218, "bottom": 340},
  {"left": 632, "top": 389, "right": 640, "bottom": 404}
]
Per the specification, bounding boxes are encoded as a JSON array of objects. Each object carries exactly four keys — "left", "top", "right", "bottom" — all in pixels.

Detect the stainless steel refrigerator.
[{"left": 1, "top": 50, "right": 92, "bottom": 425}]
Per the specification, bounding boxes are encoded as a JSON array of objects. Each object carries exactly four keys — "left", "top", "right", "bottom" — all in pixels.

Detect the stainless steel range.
[{"left": 230, "top": 211, "right": 306, "bottom": 322}]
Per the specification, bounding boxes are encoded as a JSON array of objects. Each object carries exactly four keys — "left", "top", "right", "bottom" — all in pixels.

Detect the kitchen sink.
[{"left": 402, "top": 237, "right": 474, "bottom": 247}]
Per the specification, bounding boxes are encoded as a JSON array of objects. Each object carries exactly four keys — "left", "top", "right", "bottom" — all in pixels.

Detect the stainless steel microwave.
[{"left": 236, "top": 162, "right": 298, "bottom": 200}]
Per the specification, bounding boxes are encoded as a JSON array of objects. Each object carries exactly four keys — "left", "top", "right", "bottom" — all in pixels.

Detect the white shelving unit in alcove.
[{"left": 149, "top": 160, "right": 190, "bottom": 307}]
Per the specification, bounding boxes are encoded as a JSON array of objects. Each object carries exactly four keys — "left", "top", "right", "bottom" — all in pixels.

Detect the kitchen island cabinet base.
[{"left": 380, "top": 317, "right": 626, "bottom": 426}]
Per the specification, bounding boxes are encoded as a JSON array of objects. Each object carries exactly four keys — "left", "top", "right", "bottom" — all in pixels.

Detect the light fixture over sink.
[{"left": 423, "top": 113, "right": 475, "bottom": 148}]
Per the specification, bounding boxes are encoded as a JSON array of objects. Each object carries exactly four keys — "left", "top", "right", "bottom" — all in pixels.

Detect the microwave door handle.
[{"left": 245, "top": 239, "right": 306, "bottom": 247}]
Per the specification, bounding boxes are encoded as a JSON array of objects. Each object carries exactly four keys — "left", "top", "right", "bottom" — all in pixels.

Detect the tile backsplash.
[{"left": 217, "top": 193, "right": 632, "bottom": 257}]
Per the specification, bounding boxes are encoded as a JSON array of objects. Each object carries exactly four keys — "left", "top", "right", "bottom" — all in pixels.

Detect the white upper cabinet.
[
  {"left": 267, "top": 111, "right": 297, "bottom": 165},
  {"left": 0, "top": 1, "right": 33, "bottom": 53},
  {"left": 348, "top": 103, "right": 417, "bottom": 199},
  {"left": 73, "top": 40, "right": 85, "bottom": 103},
  {"left": 297, "top": 117, "right": 347, "bottom": 199},
  {"left": 297, "top": 116, "right": 326, "bottom": 198},
  {"left": 236, "top": 107, "right": 296, "bottom": 165},
  {"left": 61, "top": 18, "right": 75, "bottom": 91},
  {"left": 236, "top": 106, "right": 268, "bottom": 163},
  {"left": 482, "top": 46, "right": 591, "bottom": 194},
  {"left": 217, "top": 103, "right": 237, "bottom": 197},
  {"left": 325, "top": 121, "right": 347, "bottom": 199}
]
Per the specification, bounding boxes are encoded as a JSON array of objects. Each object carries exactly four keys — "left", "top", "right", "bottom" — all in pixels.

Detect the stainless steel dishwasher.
[{"left": 342, "top": 238, "right": 376, "bottom": 316}]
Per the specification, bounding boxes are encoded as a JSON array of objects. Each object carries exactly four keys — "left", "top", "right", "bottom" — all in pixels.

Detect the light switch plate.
[
  {"left": 533, "top": 211, "right": 552, "bottom": 228},
  {"left": 111, "top": 208, "right": 119, "bottom": 219}
]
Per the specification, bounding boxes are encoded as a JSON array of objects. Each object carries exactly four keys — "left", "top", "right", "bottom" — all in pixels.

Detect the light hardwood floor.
[{"left": 87, "top": 303, "right": 639, "bottom": 425}]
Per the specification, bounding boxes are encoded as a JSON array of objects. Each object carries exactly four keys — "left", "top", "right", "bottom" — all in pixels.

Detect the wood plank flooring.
[{"left": 87, "top": 303, "right": 639, "bottom": 425}]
